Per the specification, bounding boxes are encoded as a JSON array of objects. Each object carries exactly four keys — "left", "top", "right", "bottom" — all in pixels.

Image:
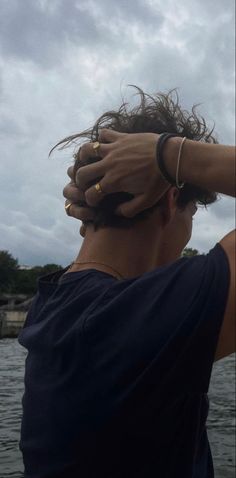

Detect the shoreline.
[{"left": 0, "top": 310, "right": 26, "bottom": 339}]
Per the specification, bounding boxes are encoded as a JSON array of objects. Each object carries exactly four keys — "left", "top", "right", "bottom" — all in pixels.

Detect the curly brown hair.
[{"left": 52, "top": 85, "right": 218, "bottom": 229}]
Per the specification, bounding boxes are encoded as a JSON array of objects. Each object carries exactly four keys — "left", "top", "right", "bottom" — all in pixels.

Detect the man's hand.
[
  {"left": 74, "top": 129, "right": 171, "bottom": 217},
  {"left": 63, "top": 128, "right": 172, "bottom": 235},
  {"left": 63, "top": 170, "right": 96, "bottom": 237}
]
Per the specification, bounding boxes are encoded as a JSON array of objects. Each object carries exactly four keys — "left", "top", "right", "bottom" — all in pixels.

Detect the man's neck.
[{"left": 73, "top": 223, "right": 179, "bottom": 280}]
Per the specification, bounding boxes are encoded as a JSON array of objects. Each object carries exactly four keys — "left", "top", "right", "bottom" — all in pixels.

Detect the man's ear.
[
  {"left": 168, "top": 187, "right": 180, "bottom": 205},
  {"left": 161, "top": 187, "right": 180, "bottom": 225}
]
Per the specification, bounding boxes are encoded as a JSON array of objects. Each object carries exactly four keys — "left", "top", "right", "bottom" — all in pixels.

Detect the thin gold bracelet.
[{"left": 176, "top": 137, "right": 186, "bottom": 189}]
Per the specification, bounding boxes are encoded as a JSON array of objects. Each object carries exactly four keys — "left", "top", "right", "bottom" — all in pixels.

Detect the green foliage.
[
  {"left": 182, "top": 247, "right": 199, "bottom": 257},
  {"left": 40, "top": 264, "right": 63, "bottom": 276},
  {"left": 0, "top": 251, "right": 63, "bottom": 295},
  {"left": 0, "top": 250, "right": 19, "bottom": 292}
]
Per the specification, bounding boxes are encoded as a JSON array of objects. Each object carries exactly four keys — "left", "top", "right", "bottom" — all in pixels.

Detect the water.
[
  {"left": 207, "top": 356, "right": 236, "bottom": 477},
  {"left": 0, "top": 340, "right": 25, "bottom": 478},
  {"left": 0, "top": 339, "right": 235, "bottom": 478}
]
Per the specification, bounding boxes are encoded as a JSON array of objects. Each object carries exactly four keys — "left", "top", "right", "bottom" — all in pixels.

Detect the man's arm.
[
  {"left": 168, "top": 138, "right": 235, "bottom": 362},
  {"left": 63, "top": 130, "right": 235, "bottom": 224},
  {"left": 214, "top": 230, "right": 235, "bottom": 361},
  {"left": 165, "top": 138, "right": 235, "bottom": 198}
]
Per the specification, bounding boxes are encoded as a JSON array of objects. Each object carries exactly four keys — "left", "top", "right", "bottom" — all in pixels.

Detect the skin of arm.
[{"left": 165, "top": 137, "right": 235, "bottom": 198}]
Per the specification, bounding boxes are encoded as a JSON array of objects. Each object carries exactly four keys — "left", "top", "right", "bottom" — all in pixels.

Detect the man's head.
[
  {"left": 53, "top": 86, "right": 217, "bottom": 254},
  {"left": 55, "top": 85, "right": 217, "bottom": 222}
]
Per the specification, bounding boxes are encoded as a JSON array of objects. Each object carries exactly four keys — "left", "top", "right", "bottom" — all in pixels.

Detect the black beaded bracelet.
[{"left": 156, "top": 133, "right": 182, "bottom": 186}]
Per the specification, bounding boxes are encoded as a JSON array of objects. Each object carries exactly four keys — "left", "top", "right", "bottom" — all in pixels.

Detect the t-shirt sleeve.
[{"left": 159, "top": 242, "right": 231, "bottom": 394}]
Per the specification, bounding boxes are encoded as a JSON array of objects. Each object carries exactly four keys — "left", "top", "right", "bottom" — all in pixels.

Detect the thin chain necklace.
[{"left": 68, "top": 260, "right": 125, "bottom": 280}]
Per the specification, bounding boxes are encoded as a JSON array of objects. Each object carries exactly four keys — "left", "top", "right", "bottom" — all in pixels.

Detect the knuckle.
[
  {"left": 120, "top": 204, "right": 137, "bottom": 218},
  {"left": 85, "top": 190, "right": 96, "bottom": 206},
  {"left": 63, "top": 184, "right": 70, "bottom": 199},
  {"left": 73, "top": 147, "right": 81, "bottom": 161},
  {"left": 103, "top": 154, "right": 113, "bottom": 168},
  {"left": 98, "top": 128, "right": 105, "bottom": 139},
  {"left": 84, "top": 189, "right": 92, "bottom": 204},
  {"left": 76, "top": 189, "right": 86, "bottom": 201},
  {"left": 78, "top": 207, "right": 93, "bottom": 221},
  {"left": 103, "top": 174, "right": 116, "bottom": 194},
  {"left": 79, "top": 143, "right": 89, "bottom": 161},
  {"left": 72, "top": 157, "right": 81, "bottom": 178},
  {"left": 75, "top": 207, "right": 86, "bottom": 220},
  {"left": 79, "top": 143, "right": 86, "bottom": 154},
  {"left": 67, "top": 204, "right": 77, "bottom": 219},
  {"left": 75, "top": 168, "right": 84, "bottom": 185},
  {"left": 67, "top": 166, "right": 74, "bottom": 178},
  {"left": 63, "top": 183, "right": 84, "bottom": 202}
]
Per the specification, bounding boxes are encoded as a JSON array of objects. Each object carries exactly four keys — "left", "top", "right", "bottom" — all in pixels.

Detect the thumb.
[
  {"left": 115, "top": 195, "right": 149, "bottom": 218},
  {"left": 98, "top": 128, "right": 126, "bottom": 143}
]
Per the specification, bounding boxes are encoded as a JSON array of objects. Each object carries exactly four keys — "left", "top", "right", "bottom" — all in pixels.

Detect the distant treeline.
[
  {"left": 0, "top": 250, "right": 63, "bottom": 295},
  {"left": 0, "top": 248, "right": 199, "bottom": 296}
]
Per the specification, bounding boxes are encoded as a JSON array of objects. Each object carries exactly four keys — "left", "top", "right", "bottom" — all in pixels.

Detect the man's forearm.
[{"left": 165, "top": 138, "right": 236, "bottom": 197}]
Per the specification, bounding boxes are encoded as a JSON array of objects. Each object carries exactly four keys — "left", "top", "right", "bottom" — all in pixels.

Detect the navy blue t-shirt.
[{"left": 18, "top": 243, "right": 230, "bottom": 478}]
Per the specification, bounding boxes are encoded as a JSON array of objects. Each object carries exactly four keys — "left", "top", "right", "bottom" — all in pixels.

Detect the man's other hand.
[{"left": 63, "top": 167, "right": 96, "bottom": 237}]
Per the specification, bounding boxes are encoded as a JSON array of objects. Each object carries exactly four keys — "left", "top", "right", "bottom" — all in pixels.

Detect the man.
[{"left": 19, "top": 87, "right": 235, "bottom": 477}]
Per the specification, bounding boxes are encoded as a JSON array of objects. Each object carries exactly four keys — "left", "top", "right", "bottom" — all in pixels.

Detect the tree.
[
  {"left": 40, "top": 264, "right": 63, "bottom": 276},
  {"left": 14, "top": 264, "right": 63, "bottom": 295},
  {"left": 14, "top": 268, "right": 38, "bottom": 295},
  {"left": 0, "top": 251, "right": 63, "bottom": 295},
  {"left": 0, "top": 250, "right": 19, "bottom": 292},
  {"left": 182, "top": 248, "right": 199, "bottom": 257}
]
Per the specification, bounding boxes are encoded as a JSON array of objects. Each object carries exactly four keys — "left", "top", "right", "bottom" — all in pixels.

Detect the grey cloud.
[
  {"left": 92, "top": 0, "right": 163, "bottom": 26},
  {"left": 188, "top": 198, "right": 235, "bottom": 254},
  {"left": 0, "top": 0, "right": 164, "bottom": 68},
  {"left": 128, "top": 6, "right": 234, "bottom": 143},
  {"left": 0, "top": 213, "right": 81, "bottom": 266},
  {"left": 210, "top": 196, "right": 235, "bottom": 222},
  {"left": 186, "top": 0, "right": 234, "bottom": 19},
  {"left": 0, "top": 0, "right": 101, "bottom": 66},
  {"left": 0, "top": 113, "right": 24, "bottom": 137}
]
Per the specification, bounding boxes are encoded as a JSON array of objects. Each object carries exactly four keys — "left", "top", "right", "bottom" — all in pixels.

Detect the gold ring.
[
  {"left": 65, "top": 202, "right": 73, "bottom": 216},
  {"left": 92, "top": 141, "right": 100, "bottom": 156},
  {"left": 94, "top": 183, "right": 103, "bottom": 194}
]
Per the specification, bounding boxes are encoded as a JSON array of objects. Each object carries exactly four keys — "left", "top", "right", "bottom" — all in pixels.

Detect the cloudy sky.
[{"left": 0, "top": 0, "right": 235, "bottom": 267}]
